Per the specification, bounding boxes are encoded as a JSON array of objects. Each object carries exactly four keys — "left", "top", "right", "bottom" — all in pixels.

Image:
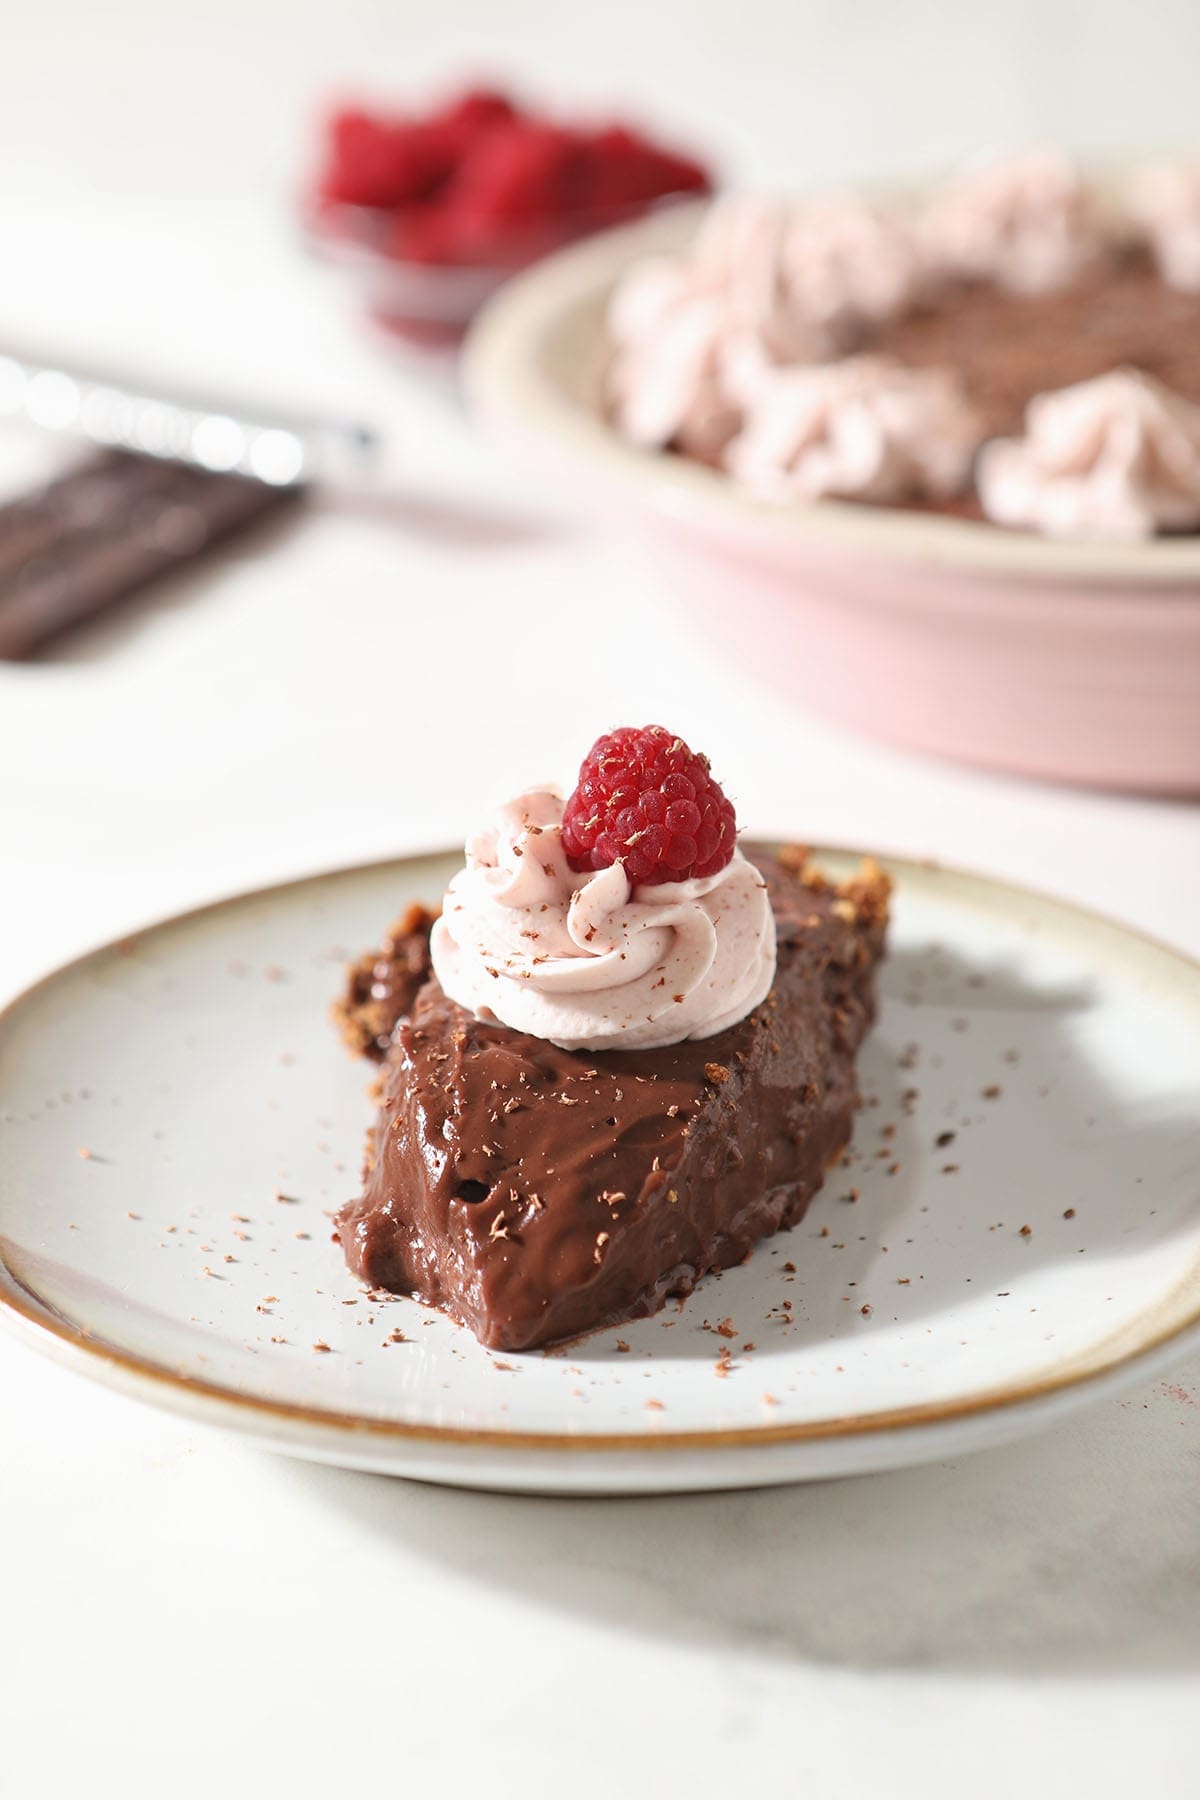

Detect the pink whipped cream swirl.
[
  {"left": 1128, "top": 161, "right": 1200, "bottom": 292},
  {"left": 429, "top": 787, "right": 776, "bottom": 1052},
  {"left": 606, "top": 194, "right": 928, "bottom": 460},
  {"left": 977, "top": 370, "right": 1200, "bottom": 539},
  {"left": 777, "top": 195, "right": 930, "bottom": 337},
  {"left": 920, "top": 149, "right": 1113, "bottom": 294},
  {"left": 606, "top": 264, "right": 743, "bottom": 461},
  {"left": 691, "top": 194, "right": 926, "bottom": 348},
  {"left": 725, "top": 355, "right": 983, "bottom": 504}
]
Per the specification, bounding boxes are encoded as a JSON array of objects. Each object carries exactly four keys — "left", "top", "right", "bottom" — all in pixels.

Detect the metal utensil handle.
[{"left": 0, "top": 347, "right": 379, "bottom": 488}]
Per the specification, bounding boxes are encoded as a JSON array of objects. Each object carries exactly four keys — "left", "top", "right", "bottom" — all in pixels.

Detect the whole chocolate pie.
[
  {"left": 334, "top": 727, "right": 889, "bottom": 1351},
  {"left": 606, "top": 151, "right": 1200, "bottom": 541}
]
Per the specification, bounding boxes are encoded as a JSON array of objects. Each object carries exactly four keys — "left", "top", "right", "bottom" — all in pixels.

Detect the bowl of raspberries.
[{"left": 306, "top": 84, "right": 713, "bottom": 346}]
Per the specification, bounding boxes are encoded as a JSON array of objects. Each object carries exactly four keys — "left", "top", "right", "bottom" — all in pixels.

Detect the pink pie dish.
[{"left": 464, "top": 206, "right": 1200, "bottom": 794}]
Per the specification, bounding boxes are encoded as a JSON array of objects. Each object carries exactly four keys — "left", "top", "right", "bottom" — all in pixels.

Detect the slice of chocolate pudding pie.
[{"left": 335, "top": 726, "right": 889, "bottom": 1351}]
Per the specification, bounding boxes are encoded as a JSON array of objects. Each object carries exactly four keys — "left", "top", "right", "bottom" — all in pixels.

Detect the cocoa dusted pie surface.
[
  {"left": 861, "top": 247, "right": 1200, "bottom": 521},
  {"left": 333, "top": 848, "right": 890, "bottom": 1352}
]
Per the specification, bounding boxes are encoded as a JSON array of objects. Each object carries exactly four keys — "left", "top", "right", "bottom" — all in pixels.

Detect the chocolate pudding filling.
[{"left": 862, "top": 248, "right": 1200, "bottom": 519}]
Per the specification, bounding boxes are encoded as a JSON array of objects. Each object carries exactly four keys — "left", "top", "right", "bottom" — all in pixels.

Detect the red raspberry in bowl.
[
  {"left": 311, "top": 86, "right": 713, "bottom": 343},
  {"left": 449, "top": 121, "right": 587, "bottom": 244},
  {"left": 582, "top": 126, "right": 710, "bottom": 212},
  {"left": 388, "top": 203, "right": 470, "bottom": 266},
  {"left": 320, "top": 109, "right": 453, "bottom": 209},
  {"left": 440, "top": 87, "right": 519, "bottom": 136},
  {"left": 315, "top": 86, "right": 712, "bottom": 265},
  {"left": 561, "top": 725, "right": 738, "bottom": 886}
]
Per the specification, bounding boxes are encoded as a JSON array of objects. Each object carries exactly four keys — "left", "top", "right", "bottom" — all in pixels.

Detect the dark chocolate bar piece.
[{"left": 0, "top": 450, "right": 301, "bottom": 658}]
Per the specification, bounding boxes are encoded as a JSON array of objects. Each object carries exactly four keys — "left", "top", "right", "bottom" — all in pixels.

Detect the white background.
[{"left": 2, "top": 5, "right": 1199, "bottom": 1796}]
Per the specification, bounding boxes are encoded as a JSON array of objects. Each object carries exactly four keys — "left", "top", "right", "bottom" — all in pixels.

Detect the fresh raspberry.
[
  {"left": 320, "top": 110, "right": 454, "bottom": 209},
  {"left": 389, "top": 201, "right": 470, "bottom": 265},
  {"left": 581, "top": 126, "right": 711, "bottom": 213},
  {"left": 438, "top": 87, "right": 519, "bottom": 137},
  {"left": 451, "top": 120, "right": 587, "bottom": 229},
  {"left": 561, "top": 725, "right": 737, "bottom": 886}
]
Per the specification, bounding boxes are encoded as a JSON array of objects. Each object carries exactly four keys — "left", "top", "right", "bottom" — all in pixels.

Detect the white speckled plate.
[{"left": 2, "top": 849, "right": 1199, "bottom": 1494}]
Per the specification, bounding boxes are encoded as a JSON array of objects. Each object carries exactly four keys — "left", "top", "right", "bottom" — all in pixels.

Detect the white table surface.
[{"left": 3, "top": 8, "right": 1200, "bottom": 1791}]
